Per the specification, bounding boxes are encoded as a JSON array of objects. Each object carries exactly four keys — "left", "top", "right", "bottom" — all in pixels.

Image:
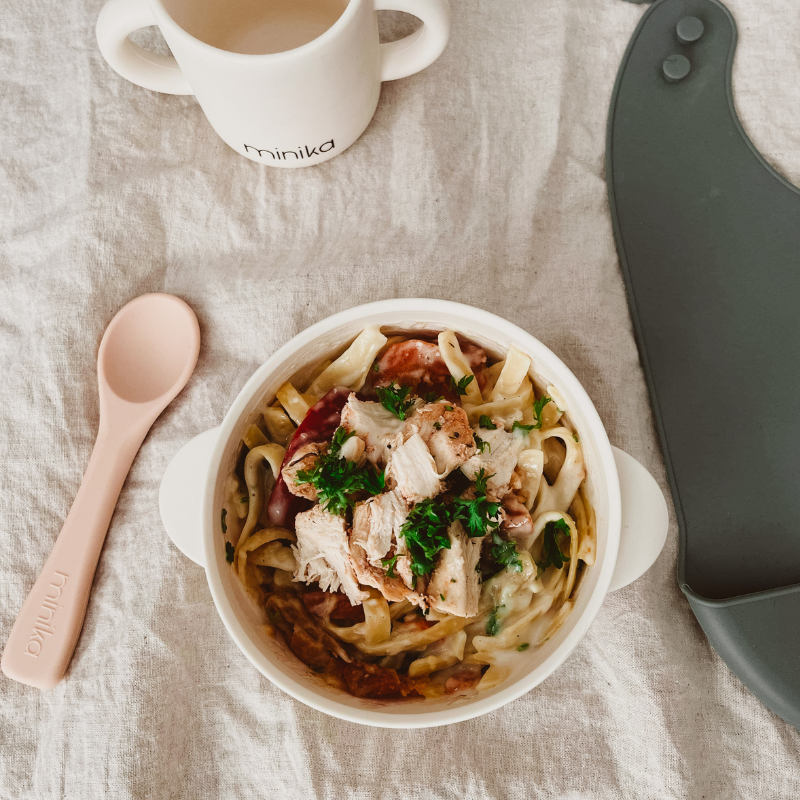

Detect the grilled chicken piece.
[
  {"left": 426, "top": 521, "right": 484, "bottom": 617},
  {"left": 350, "top": 491, "right": 427, "bottom": 605},
  {"left": 351, "top": 489, "right": 407, "bottom": 565},
  {"left": 281, "top": 441, "right": 327, "bottom": 500},
  {"left": 292, "top": 506, "right": 368, "bottom": 605},
  {"left": 387, "top": 433, "right": 443, "bottom": 504},
  {"left": 461, "top": 426, "right": 524, "bottom": 497},
  {"left": 404, "top": 402, "right": 476, "bottom": 475},
  {"left": 340, "top": 395, "right": 405, "bottom": 465}
]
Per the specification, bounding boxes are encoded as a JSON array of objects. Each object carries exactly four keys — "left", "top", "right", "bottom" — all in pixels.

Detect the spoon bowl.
[{"left": 100, "top": 293, "right": 201, "bottom": 406}]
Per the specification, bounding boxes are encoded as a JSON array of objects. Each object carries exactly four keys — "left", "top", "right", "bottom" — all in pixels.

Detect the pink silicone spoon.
[{"left": 1, "top": 293, "right": 200, "bottom": 690}]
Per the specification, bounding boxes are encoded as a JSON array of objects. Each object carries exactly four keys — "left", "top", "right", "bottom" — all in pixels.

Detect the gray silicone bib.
[{"left": 608, "top": 0, "right": 800, "bottom": 728}]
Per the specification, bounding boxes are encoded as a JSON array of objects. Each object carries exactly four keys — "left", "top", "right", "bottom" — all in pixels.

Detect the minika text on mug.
[{"left": 244, "top": 140, "right": 335, "bottom": 161}]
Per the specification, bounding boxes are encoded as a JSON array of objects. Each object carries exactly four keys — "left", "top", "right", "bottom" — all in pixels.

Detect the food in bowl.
[{"left": 221, "top": 326, "right": 597, "bottom": 700}]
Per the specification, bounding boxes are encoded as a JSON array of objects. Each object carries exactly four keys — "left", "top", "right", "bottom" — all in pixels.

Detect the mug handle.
[
  {"left": 608, "top": 446, "right": 669, "bottom": 592},
  {"left": 374, "top": 0, "right": 451, "bottom": 82},
  {"left": 96, "top": 0, "right": 193, "bottom": 95}
]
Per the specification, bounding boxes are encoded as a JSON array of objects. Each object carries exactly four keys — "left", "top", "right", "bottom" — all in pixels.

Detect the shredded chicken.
[
  {"left": 404, "top": 402, "right": 476, "bottom": 475},
  {"left": 461, "top": 426, "right": 524, "bottom": 496},
  {"left": 387, "top": 433, "right": 444, "bottom": 504},
  {"left": 425, "top": 521, "right": 483, "bottom": 617},
  {"left": 340, "top": 395, "right": 405, "bottom": 465},
  {"left": 292, "top": 505, "right": 368, "bottom": 604},
  {"left": 281, "top": 441, "right": 327, "bottom": 500},
  {"left": 351, "top": 489, "right": 407, "bottom": 565}
]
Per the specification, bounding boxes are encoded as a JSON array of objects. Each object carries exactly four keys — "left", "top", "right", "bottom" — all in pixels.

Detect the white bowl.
[{"left": 160, "top": 299, "right": 668, "bottom": 728}]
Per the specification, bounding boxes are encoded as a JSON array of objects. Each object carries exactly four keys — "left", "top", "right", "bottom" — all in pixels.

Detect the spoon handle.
[{"left": 1, "top": 421, "right": 146, "bottom": 689}]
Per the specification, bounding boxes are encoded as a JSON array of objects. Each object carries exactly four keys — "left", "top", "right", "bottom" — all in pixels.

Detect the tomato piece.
[
  {"left": 267, "top": 386, "right": 351, "bottom": 528},
  {"left": 303, "top": 590, "right": 366, "bottom": 622},
  {"left": 342, "top": 662, "right": 424, "bottom": 698},
  {"left": 367, "top": 339, "right": 488, "bottom": 400}
]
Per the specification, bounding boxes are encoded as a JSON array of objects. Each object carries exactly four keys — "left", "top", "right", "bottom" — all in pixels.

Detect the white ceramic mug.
[
  {"left": 158, "top": 299, "right": 669, "bottom": 727},
  {"left": 96, "top": 0, "right": 451, "bottom": 166}
]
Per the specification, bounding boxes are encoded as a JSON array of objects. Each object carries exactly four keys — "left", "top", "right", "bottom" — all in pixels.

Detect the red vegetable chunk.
[
  {"left": 267, "top": 386, "right": 350, "bottom": 528},
  {"left": 370, "top": 339, "right": 488, "bottom": 400}
]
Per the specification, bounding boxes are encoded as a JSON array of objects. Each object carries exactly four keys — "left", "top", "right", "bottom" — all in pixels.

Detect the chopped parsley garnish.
[
  {"left": 433, "top": 422, "right": 442, "bottom": 430},
  {"left": 423, "top": 392, "right": 443, "bottom": 403},
  {"left": 221, "top": 508, "right": 227, "bottom": 534},
  {"left": 448, "top": 375, "right": 474, "bottom": 395},
  {"left": 296, "top": 427, "right": 385, "bottom": 516},
  {"left": 225, "top": 541, "right": 235, "bottom": 563},
  {"left": 541, "top": 518, "right": 571, "bottom": 569},
  {"left": 240, "top": 496, "right": 248, "bottom": 503},
  {"left": 573, "top": 433, "right": 579, "bottom": 442},
  {"left": 373, "top": 362, "right": 380, "bottom": 372},
  {"left": 517, "top": 643, "right": 529, "bottom": 652},
  {"left": 532, "top": 396, "right": 552, "bottom": 430},
  {"left": 474, "top": 434, "right": 491, "bottom": 454},
  {"left": 445, "top": 405, "right": 454, "bottom": 411},
  {"left": 491, "top": 530, "right": 522, "bottom": 572},
  {"left": 512, "top": 420, "right": 535, "bottom": 433},
  {"left": 486, "top": 605, "right": 504, "bottom": 636},
  {"left": 478, "top": 415, "right": 497, "bottom": 430},
  {"left": 399, "top": 499, "right": 453, "bottom": 576},
  {"left": 376, "top": 382, "right": 415, "bottom": 420},
  {"left": 450, "top": 578, "right": 457, "bottom": 583},
  {"left": 267, "top": 608, "right": 282, "bottom": 626},
  {"left": 381, "top": 553, "right": 399, "bottom": 578},
  {"left": 452, "top": 469, "right": 501, "bottom": 537},
  {"left": 440, "top": 594, "right": 446, "bottom": 602}
]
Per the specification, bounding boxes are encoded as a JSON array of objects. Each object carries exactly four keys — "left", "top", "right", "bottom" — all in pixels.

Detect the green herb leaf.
[
  {"left": 373, "top": 362, "right": 380, "bottom": 372},
  {"left": 491, "top": 530, "right": 522, "bottom": 572},
  {"left": 473, "top": 434, "right": 491, "bottom": 454},
  {"left": 532, "top": 396, "right": 552, "bottom": 430},
  {"left": 376, "top": 382, "right": 415, "bottom": 420},
  {"left": 450, "top": 578, "right": 457, "bottom": 583},
  {"left": 541, "top": 518, "right": 571, "bottom": 569},
  {"left": 445, "top": 405, "right": 454, "bottom": 412},
  {"left": 448, "top": 375, "right": 474, "bottom": 396},
  {"left": 423, "top": 392, "right": 443, "bottom": 404},
  {"left": 440, "top": 594, "right": 446, "bottom": 602},
  {"left": 399, "top": 499, "right": 453, "bottom": 577},
  {"left": 573, "top": 433, "right": 579, "bottom": 442},
  {"left": 381, "top": 553, "right": 399, "bottom": 578},
  {"left": 452, "top": 468, "right": 501, "bottom": 538},
  {"left": 240, "top": 496, "right": 248, "bottom": 503},
  {"left": 512, "top": 420, "right": 535, "bottom": 433},
  {"left": 433, "top": 422, "right": 442, "bottom": 430},
  {"left": 486, "top": 605, "right": 504, "bottom": 636},
  {"left": 296, "top": 427, "right": 385, "bottom": 516},
  {"left": 225, "top": 541, "right": 235, "bottom": 564},
  {"left": 517, "top": 643, "right": 530, "bottom": 652},
  {"left": 221, "top": 508, "right": 227, "bottom": 534}
]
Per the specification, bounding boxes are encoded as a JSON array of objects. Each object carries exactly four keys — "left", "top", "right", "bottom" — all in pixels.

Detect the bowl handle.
[
  {"left": 608, "top": 446, "right": 669, "bottom": 592},
  {"left": 159, "top": 427, "right": 220, "bottom": 568}
]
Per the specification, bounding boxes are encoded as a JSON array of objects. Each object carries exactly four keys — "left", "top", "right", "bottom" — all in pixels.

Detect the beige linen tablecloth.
[{"left": 2, "top": 0, "right": 800, "bottom": 797}]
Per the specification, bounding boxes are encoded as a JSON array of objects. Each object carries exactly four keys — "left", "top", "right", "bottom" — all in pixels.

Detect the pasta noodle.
[
  {"left": 306, "top": 325, "right": 387, "bottom": 397},
  {"left": 226, "top": 327, "right": 597, "bottom": 701},
  {"left": 437, "top": 330, "right": 483, "bottom": 405},
  {"left": 262, "top": 404, "right": 295, "bottom": 447},
  {"left": 276, "top": 382, "right": 310, "bottom": 425},
  {"left": 490, "top": 345, "right": 531, "bottom": 401}
]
